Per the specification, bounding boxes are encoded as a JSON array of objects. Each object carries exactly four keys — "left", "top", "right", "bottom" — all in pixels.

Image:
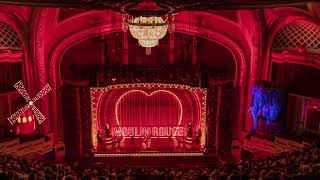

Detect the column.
[
  {"left": 75, "top": 87, "right": 82, "bottom": 156},
  {"left": 169, "top": 33, "right": 174, "bottom": 64},
  {"left": 100, "top": 35, "right": 106, "bottom": 65},
  {"left": 123, "top": 31, "right": 129, "bottom": 64},
  {"left": 192, "top": 36, "right": 197, "bottom": 65}
]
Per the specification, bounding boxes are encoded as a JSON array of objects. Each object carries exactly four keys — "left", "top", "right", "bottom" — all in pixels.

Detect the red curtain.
[
  {"left": 116, "top": 90, "right": 181, "bottom": 127},
  {"left": 0, "top": 62, "right": 22, "bottom": 92},
  {"left": 306, "top": 110, "right": 320, "bottom": 131}
]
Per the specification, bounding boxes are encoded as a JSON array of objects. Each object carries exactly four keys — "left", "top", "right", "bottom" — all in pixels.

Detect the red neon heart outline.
[{"left": 115, "top": 90, "right": 183, "bottom": 136}]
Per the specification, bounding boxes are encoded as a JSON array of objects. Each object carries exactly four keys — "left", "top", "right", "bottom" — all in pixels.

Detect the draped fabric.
[
  {"left": 218, "top": 84, "right": 235, "bottom": 159},
  {"left": 0, "top": 62, "right": 22, "bottom": 92},
  {"left": 206, "top": 85, "right": 218, "bottom": 150},
  {"left": 272, "top": 63, "right": 320, "bottom": 99},
  {"left": 97, "top": 87, "right": 204, "bottom": 137},
  {"left": 116, "top": 90, "right": 181, "bottom": 127},
  {"left": 306, "top": 110, "right": 320, "bottom": 131},
  {"left": 80, "top": 88, "right": 91, "bottom": 155},
  {"left": 62, "top": 86, "right": 80, "bottom": 159}
]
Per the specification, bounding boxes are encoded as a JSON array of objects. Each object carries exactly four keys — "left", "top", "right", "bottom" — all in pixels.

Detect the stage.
[
  {"left": 79, "top": 156, "right": 217, "bottom": 168},
  {"left": 90, "top": 83, "right": 208, "bottom": 157},
  {"left": 95, "top": 137, "right": 203, "bottom": 157}
]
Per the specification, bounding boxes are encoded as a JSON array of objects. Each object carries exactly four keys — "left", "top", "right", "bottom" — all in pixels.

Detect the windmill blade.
[
  {"left": 7, "top": 104, "right": 29, "bottom": 125},
  {"left": 30, "top": 105, "right": 46, "bottom": 124},
  {"left": 13, "top": 80, "right": 31, "bottom": 102},
  {"left": 32, "top": 84, "right": 52, "bottom": 102}
]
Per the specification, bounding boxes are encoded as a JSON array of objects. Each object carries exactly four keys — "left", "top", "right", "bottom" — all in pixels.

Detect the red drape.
[
  {"left": 306, "top": 109, "right": 320, "bottom": 131},
  {"left": 116, "top": 90, "right": 182, "bottom": 127},
  {"left": 0, "top": 62, "right": 22, "bottom": 92}
]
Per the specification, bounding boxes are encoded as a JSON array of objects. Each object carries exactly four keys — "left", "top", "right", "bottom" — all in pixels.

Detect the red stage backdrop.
[{"left": 90, "top": 83, "right": 207, "bottom": 156}]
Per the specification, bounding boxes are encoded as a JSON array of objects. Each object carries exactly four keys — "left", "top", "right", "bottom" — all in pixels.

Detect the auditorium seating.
[
  {"left": 0, "top": 134, "right": 53, "bottom": 158},
  {"left": 240, "top": 133, "right": 305, "bottom": 159},
  {"left": 0, "top": 146, "right": 320, "bottom": 179}
]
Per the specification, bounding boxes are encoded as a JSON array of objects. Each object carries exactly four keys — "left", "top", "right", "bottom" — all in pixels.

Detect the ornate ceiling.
[{"left": 0, "top": 0, "right": 315, "bottom": 15}]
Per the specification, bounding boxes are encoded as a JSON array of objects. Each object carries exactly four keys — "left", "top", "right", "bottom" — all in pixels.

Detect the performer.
[
  {"left": 105, "top": 122, "right": 110, "bottom": 138},
  {"left": 197, "top": 129, "right": 201, "bottom": 137},
  {"left": 147, "top": 135, "right": 152, "bottom": 149},
  {"left": 142, "top": 135, "right": 152, "bottom": 150},
  {"left": 187, "top": 121, "right": 193, "bottom": 137},
  {"left": 97, "top": 130, "right": 103, "bottom": 143},
  {"left": 196, "top": 129, "right": 201, "bottom": 144},
  {"left": 142, "top": 136, "right": 147, "bottom": 150}
]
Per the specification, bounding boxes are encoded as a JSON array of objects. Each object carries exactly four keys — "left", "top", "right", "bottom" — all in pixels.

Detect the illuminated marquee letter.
[
  {"left": 152, "top": 127, "right": 158, "bottom": 136},
  {"left": 134, "top": 127, "right": 140, "bottom": 136},
  {"left": 159, "top": 127, "right": 164, "bottom": 136}
]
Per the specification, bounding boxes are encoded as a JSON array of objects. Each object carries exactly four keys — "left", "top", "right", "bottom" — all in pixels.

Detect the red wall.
[{"left": 60, "top": 36, "right": 101, "bottom": 81}]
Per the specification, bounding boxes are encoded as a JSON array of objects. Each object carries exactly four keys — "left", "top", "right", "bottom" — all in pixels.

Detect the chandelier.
[{"left": 123, "top": 15, "right": 174, "bottom": 55}]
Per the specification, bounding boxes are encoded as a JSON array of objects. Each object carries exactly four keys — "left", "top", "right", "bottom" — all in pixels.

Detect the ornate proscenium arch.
[{"left": 32, "top": 9, "right": 250, "bottom": 149}]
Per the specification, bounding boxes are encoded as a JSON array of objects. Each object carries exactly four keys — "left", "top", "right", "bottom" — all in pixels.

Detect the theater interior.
[{"left": 0, "top": 0, "right": 320, "bottom": 179}]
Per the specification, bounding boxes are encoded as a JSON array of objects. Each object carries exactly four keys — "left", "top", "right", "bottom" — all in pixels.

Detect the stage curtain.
[
  {"left": 62, "top": 86, "right": 80, "bottom": 160},
  {"left": 80, "top": 87, "right": 91, "bottom": 155},
  {"left": 272, "top": 63, "right": 320, "bottom": 99},
  {"left": 0, "top": 62, "right": 22, "bottom": 92},
  {"left": 117, "top": 91, "right": 181, "bottom": 127},
  {"left": 306, "top": 110, "right": 320, "bottom": 131},
  {"left": 218, "top": 83, "right": 235, "bottom": 159}
]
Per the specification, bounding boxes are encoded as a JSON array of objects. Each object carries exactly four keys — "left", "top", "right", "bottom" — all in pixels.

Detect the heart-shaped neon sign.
[{"left": 115, "top": 90, "right": 183, "bottom": 136}]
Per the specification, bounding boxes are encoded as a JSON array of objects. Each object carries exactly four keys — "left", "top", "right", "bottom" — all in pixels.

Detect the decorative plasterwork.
[
  {"left": 0, "top": 0, "right": 310, "bottom": 12},
  {"left": 272, "top": 20, "right": 320, "bottom": 54},
  {"left": 0, "top": 51, "right": 23, "bottom": 62},
  {"left": 263, "top": 14, "right": 314, "bottom": 80},
  {"left": 0, "top": 20, "right": 22, "bottom": 50},
  {"left": 272, "top": 51, "right": 320, "bottom": 70}
]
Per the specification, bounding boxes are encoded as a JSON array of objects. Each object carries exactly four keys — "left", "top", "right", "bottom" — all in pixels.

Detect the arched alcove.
[
  {"left": 270, "top": 20, "right": 320, "bottom": 92},
  {"left": 272, "top": 20, "right": 320, "bottom": 54},
  {"left": 268, "top": 18, "right": 320, "bottom": 132},
  {"left": 0, "top": 19, "right": 29, "bottom": 136},
  {"left": 0, "top": 20, "right": 23, "bottom": 91}
]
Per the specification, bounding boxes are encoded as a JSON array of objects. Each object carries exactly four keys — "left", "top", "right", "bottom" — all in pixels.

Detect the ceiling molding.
[{"left": 0, "top": 0, "right": 315, "bottom": 13}]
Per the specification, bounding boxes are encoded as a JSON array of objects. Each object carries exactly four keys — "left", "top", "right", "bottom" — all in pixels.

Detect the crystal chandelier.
[{"left": 123, "top": 16, "right": 174, "bottom": 55}]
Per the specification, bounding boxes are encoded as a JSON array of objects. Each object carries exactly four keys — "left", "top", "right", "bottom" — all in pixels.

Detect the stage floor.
[
  {"left": 96, "top": 138, "right": 203, "bottom": 156},
  {"left": 79, "top": 156, "right": 217, "bottom": 168}
]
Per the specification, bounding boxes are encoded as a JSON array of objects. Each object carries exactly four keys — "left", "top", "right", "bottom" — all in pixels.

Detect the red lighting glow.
[
  {"left": 90, "top": 83, "right": 207, "bottom": 156},
  {"left": 15, "top": 108, "right": 35, "bottom": 134},
  {"left": 115, "top": 90, "right": 183, "bottom": 137}
]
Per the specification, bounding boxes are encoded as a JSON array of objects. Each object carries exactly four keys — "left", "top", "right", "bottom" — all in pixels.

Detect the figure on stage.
[
  {"left": 187, "top": 121, "right": 193, "bottom": 137},
  {"left": 97, "top": 130, "right": 103, "bottom": 143},
  {"left": 196, "top": 129, "right": 201, "bottom": 144},
  {"left": 105, "top": 122, "right": 110, "bottom": 138},
  {"left": 142, "top": 135, "right": 152, "bottom": 150}
]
